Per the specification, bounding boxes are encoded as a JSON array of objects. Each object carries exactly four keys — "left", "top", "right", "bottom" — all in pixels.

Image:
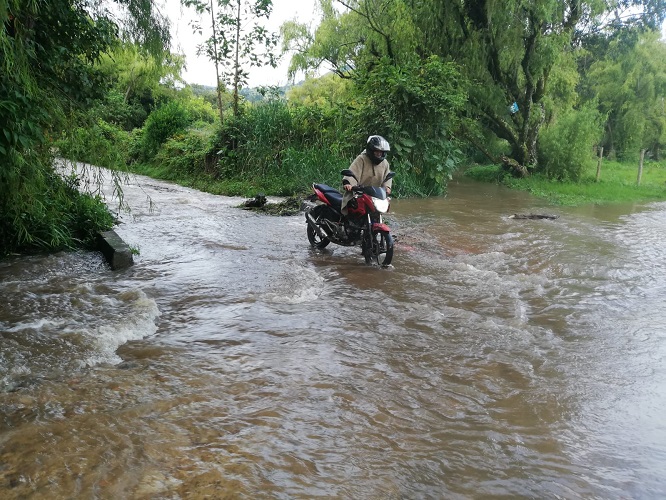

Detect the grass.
[
  {"left": 464, "top": 159, "right": 666, "bottom": 206},
  {"left": 128, "top": 161, "right": 315, "bottom": 199}
]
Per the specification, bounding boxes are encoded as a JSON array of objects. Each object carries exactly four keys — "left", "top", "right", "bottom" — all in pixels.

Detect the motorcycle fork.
[{"left": 362, "top": 214, "right": 375, "bottom": 256}]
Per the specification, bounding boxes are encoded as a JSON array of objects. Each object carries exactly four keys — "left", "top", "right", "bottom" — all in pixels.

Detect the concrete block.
[{"left": 97, "top": 230, "right": 134, "bottom": 270}]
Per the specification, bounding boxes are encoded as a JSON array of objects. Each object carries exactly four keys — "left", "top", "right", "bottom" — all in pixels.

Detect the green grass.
[{"left": 464, "top": 160, "right": 666, "bottom": 206}]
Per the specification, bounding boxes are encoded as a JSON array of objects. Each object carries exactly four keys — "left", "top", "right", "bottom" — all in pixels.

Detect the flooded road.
[{"left": 1, "top": 172, "right": 665, "bottom": 498}]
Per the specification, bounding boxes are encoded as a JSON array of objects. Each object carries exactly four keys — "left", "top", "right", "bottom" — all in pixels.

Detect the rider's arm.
[
  {"left": 343, "top": 155, "right": 364, "bottom": 191},
  {"left": 382, "top": 161, "right": 393, "bottom": 194}
]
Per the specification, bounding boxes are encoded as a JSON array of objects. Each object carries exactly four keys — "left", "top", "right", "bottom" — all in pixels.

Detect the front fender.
[{"left": 371, "top": 222, "right": 390, "bottom": 233}]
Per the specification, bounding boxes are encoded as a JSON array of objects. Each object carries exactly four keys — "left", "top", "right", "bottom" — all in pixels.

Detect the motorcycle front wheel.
[
  {"left": 363, "top": 230, "right": 393, "bottom": 267},
  {"left": 306, "top": 205, "right": 330, "bottom": 249}
]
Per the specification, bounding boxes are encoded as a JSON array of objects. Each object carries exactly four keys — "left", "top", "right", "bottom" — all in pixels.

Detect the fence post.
[
  {"left": 637, "top": 149, "right": 645, "bottom": 186},
  {"left": 596, "top": 146, "right": 604, "bottom": 182}
]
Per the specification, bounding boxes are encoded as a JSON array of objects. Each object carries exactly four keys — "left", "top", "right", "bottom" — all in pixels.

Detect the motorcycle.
[{"left": 305, "top": 169, "right": 395, "bottom": 266}]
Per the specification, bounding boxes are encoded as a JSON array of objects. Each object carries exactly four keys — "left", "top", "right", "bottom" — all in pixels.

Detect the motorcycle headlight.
[{"left": 372, "top": 197, "right": 390, "bottom": 213}]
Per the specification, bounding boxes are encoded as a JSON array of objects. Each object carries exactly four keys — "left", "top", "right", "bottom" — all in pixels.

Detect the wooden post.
[
  {"left": 596, "top": 146, "right": 604, "bottom": 182},
  {"left": 637, "top": 149, "right": 645, "bottom": 186}
]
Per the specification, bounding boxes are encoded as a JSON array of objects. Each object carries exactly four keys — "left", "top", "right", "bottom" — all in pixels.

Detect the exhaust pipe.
[{"left": 306, "top": 211, "right": 327, "bottom": 240}]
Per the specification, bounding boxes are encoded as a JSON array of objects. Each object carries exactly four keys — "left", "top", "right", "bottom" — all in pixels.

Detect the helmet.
[{"left": 366, "top": 135, "right": 390, "bottom": 164}]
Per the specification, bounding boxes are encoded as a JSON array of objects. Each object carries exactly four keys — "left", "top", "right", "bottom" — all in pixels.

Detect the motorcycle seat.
[{"left": 313, "top": 183, "right": 342, "bottom": 210}]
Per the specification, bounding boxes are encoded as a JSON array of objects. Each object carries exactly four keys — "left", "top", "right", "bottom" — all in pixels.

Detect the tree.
[
  {"left": 286, "top": 0, "right": 666, "bottom": 176},
  {"left": 185, "top": 0, "right": 279, "bottom": 118},
  {"left": 0, "top": 0, "right": 170, "bottom": 254},
  {"left": 587, "top": 31, "right": 666, "bottom": 160}
]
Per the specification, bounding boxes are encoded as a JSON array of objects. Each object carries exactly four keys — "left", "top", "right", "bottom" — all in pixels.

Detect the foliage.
[
  {"left": 286, "top": 73, "right": 354, "bottom": 108},
  {"left": 56, "top": 119, "right": 131, "bottom": 170},
  {"left": 141, "top": 101, "right": 192, "bottom": 157},
  {"left": 94, "top": 43, "right": 188, "bottom": 129},
  {"left": 152, "top": 125, "right": 218, "bottom": 178},
  {"left": 537, "top": 102, "right": 603, "bottom": 181},
  {"left": 185, "top": 0, "right": 279, "bottom": 117},
  {"left": 0, "top": 150, "right": 115, "bottom": 255},
  {"left": 212, "top": 97, "right": 348, "bottom": 183},
  {"left": 354, "top": 56, "right": 467, "bottom": 194},
  {"left": 0, "top": 0, "right": 170, "bottom": 256},
  {"left": 89, "top": 88, "right": 149, "bottom": 130},
  {"left": 585, "top": 31, "right": 666, "bottom": 161},
  {"left": 285, "top": 0, "right": 666, "bottom": 176}
]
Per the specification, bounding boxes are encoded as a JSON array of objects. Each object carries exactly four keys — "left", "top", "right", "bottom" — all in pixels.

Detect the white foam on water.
[
  {"left": 261, "top": 266, "right": 326, "bottom": 304},
  {"left": 81, "top": 290, "right": 161, "bottom": 367},
  {"left": 4, "top": 317, "right": 68, "bottom": 333}
]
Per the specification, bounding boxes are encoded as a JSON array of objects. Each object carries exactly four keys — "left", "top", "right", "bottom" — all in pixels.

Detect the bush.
[
  {"left": 153, "top": 125, "right": 217, "bottom": 178},
  {"left": 0, "top": 149, "right": 114, "bottom": 255},
  {"left": 141, "top": 101, "right": 191, "bottom": 157},
  {"left": 537, "top": 103, "right": 603, "bottom": 181},
  {"left": 56, "top": 119, "right": 130, "bottom": 169},
  {"left": 91, "top": 89, "right": 148, "bottom": 131},
  {"left": 355, "top": 56, "right": 468, "bottom": 194}
]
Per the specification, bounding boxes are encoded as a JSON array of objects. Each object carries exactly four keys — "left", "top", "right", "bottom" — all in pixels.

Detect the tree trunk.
[
  {"left": 232, "top": 0, "right": 241, "bottom": 118},
  {"left": 501, "top": 155, "right": 530, "bottom": 177},
  {"left": 209, "top": 0, "right": 225, "bottom": 126}
]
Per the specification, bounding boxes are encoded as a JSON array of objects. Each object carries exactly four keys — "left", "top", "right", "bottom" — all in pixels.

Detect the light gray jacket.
[{"left": 341, "top": 153, "right": 392, "bottom": 214}]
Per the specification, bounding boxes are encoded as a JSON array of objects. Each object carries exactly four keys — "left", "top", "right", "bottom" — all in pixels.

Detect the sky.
[
  {"left": 162, "top": 0, "right": 321, "bottom": 88},
  {"left": 161, "top": 1, "right": 666, "bottom": 89}
]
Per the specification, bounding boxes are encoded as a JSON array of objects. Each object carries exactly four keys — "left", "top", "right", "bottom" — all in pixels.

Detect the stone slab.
[{"left": 97, "top": 230, "right": 134, "bottom": 270}]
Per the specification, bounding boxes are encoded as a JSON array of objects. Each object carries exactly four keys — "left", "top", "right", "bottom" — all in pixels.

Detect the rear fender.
[{"left": 313, "top": 188, "right": 329, "bottom": 205}]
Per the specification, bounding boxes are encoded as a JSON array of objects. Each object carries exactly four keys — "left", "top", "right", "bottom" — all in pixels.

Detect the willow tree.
[
  {"left": 586, "top": 31, "right": 666, "bottom": 160},
  {"left": 412, "top": 0, "right": 666, "bottom": 175},
  {"left": 286, "top": 0, "right": 666, "bottom": 176},
  {"left": 0, "top": 0, "right": 170, "bottom": 255}
]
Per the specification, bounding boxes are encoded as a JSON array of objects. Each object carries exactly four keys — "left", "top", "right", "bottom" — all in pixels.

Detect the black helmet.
[{"left": 366, "top": 135, "right": 390, "bottom": 164}]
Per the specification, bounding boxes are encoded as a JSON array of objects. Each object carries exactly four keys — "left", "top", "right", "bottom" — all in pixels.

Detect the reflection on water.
[{"left": 1, "top": 173, "right": 666, "bottom": 498}]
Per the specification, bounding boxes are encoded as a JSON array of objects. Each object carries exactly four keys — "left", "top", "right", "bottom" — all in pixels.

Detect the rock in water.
[
  {"left": 509, "top": 213, "right": 559, "bottom": 220},
  {"left": 243, "top": 194, "right": 267, "bottom": 208}
]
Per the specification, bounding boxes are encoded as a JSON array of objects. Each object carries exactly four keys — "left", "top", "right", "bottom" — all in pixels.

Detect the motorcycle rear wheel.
[
  {"left": 363, "top": 231, "right": 393, "bottom": 267},
  {"left": 306, "top": 205, "right": 330, "bottom": 249}
]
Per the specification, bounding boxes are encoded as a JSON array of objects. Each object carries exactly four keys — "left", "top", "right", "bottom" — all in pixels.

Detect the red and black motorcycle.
[{"left": 305, "top": 169, "right": 395, "bottom": 267}]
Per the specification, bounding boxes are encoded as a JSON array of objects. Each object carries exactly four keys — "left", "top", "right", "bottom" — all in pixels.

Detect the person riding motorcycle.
[{"left": 341, "top": 135, "right": 393, "bottom": 215}]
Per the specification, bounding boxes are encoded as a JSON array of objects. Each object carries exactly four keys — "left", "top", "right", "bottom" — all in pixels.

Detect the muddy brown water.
[{"left": 1, "top": 171, "right": 665, "bottom": 498}]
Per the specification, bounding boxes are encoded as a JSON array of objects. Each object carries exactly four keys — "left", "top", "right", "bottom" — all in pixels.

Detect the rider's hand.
[
  {"left": 385, "top": 186, "right": 391, "bottom": 195},
  {"left": 344, "top": 184, "right": 353, "bottom": 191}
]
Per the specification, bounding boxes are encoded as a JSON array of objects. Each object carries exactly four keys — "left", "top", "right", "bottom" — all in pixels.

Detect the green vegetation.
[
  {"left": 2, "top": 0, "right": 666, "bottom": 257},
  {"left": 465, "top": 160, "right": 666, "bottom": 205},
  {"left": 1, "top": 0, "right": 169, "bottom": 255}
]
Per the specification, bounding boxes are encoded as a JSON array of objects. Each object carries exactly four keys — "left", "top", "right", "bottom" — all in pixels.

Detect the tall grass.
[{"left": 137, "top": 99, "right": 447, "bottom": 199}]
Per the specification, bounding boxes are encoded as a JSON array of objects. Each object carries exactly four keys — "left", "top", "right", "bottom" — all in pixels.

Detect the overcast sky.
[
  {"left": 161, "top": 1, "right": 666, "bottom": 89},
  {"left": 162, "top": 0, "right": 321, "bottom": 88}
]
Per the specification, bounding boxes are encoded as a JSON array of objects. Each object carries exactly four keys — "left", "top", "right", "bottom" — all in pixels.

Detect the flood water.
[{"left": 1, "top": 171, "right": 666, "bottom": 498}]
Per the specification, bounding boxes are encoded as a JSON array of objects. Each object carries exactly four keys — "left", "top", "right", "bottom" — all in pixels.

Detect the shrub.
[
  {"left": 141, "top": 100, "right": 191, "bottom": 157},
  {"left": 153, "top": 125, "right": 217, "bottom": 178},
  {"left": 537, "top": 103, "right": 603, "bottom": 181},
  {"left": 56, "top": 119, "right": 129, "bottom": 169}
]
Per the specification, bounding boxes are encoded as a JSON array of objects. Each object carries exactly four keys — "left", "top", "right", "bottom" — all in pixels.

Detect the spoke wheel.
[
  {"left": 363, "top": 231, "right": 393, "bottom": 267},
  {"left": 306, "top": 205, "right": 330, "bottom": 249}
]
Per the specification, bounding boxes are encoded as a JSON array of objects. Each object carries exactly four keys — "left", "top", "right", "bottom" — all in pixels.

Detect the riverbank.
[
  {"left": 130, "top": 157, "right": 666, "bottom": 208},
  {"left": 464, "top": 160, "right": 666, "bottom": 206}
]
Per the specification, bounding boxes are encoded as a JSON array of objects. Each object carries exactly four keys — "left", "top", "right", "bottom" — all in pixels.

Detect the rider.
[{"left": 341, "top": 135, "right": 393, "bottom": 215}]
